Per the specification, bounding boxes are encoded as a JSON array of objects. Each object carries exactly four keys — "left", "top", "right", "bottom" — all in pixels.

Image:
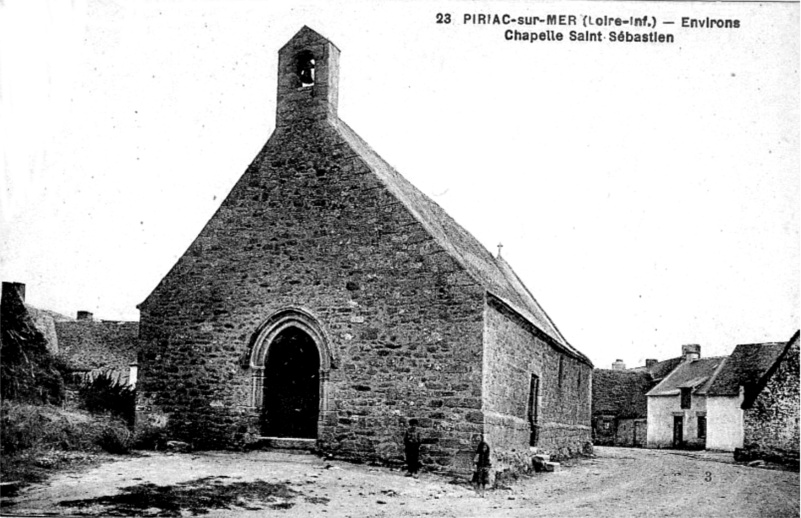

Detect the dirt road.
[{"left": 2, "top": 446, "right": 798, "bottom": 517}]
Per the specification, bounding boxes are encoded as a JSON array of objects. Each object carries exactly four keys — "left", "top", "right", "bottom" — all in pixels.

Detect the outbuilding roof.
[
  {"left": 55, "top": 320, "right": 139, "bottom": 379},
  {"left": 706, "top": 341, "right": 786, "bottom": 396},
  {"left": 592, "top": 369, "right": 653, "bottom": 418},
  {"left": 741, "top": 330, "right": 800, "bottom": 409}
]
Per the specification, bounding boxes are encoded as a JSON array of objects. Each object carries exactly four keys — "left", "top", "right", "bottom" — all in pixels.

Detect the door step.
[{"left": 251, "top": 436, "right": 317, "bottom": 452}]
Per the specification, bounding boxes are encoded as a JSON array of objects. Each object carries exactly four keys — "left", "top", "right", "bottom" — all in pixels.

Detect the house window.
[
  {"left": 680, "top": 388, "right": 691, "bottom": 409},
  {"left": 697, "top": 416, "right": 706, "bottom": 439}
]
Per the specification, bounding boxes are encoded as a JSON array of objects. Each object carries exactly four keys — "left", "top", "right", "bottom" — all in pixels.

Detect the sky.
[{"left": 1, "top": 0, "right": 798, "bottom": 370}]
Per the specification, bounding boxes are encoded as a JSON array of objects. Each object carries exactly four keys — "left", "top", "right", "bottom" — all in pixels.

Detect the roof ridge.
[
  {"left": 697, "top": 356, "right": 729, "bottom": 395},
  {"left": 332, "top": 118, "right": 589, "bottom": 364},
  {"left": 495, "top": 256, "right": 569, "bottom": 345}
]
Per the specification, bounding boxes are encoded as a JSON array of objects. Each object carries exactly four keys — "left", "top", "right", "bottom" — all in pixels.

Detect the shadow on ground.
[{"left": 58, "top": 475, "right": 329, "bottom": 516}]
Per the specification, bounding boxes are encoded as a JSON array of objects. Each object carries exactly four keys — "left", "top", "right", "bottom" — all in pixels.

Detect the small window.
[
  {"left": 680, "top": 387, "right": 692, "bottom": 409},
  {"left": 558, "top": 356, "right": 564, "bottom": 389},
  {"left": 698, "top": 416, "right": 706, "bottom": 439}
]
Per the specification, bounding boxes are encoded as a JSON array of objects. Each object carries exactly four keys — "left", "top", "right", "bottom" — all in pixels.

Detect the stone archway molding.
[{"left": 248, "top": 307, "right": 336, "bottom": 411}]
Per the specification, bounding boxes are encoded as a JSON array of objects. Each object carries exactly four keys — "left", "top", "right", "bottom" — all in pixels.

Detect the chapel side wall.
[
  {"left": 137, "top": 120, "right": 486, "bottom": 472},
  {"left": 482, "top": 299, "right": 592, "bottom": 472},
  {"left": 743, "top": 338, "right": 800, "bottom": 462}
]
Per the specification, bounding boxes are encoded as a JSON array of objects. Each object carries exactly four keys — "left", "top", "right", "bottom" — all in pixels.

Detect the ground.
[{"left": 2, "top": 447, "right": 798, "bottom": 517}]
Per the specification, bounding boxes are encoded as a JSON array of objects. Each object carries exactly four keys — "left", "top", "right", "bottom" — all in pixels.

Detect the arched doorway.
[{"left": 261, "top": 326, "right": 320, "bottom": 438}]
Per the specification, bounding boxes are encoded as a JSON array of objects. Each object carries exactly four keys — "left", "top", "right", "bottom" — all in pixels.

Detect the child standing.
[
  {"left": 473, "top": 438, "right": 491, "bottom": 497},
  {"left": 404, "top": 419, "right": 422, "bottom": 478}
]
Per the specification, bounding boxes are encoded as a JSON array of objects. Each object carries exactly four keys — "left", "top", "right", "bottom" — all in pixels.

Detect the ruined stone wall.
[
  {"left": 138, "top": 119, "right": 486, "bottom": 472},
  {"left": 592, "top": 415, "right": 615, "bottom": 446},
  {"left": 743, "top": 337, "right": 799, "bottom": 463},
  {"left": 615, "top": 418, "right": 646, "bottom": 447},
  {"left": 482, "top": 298, "right": 592, "bottom": 472}
]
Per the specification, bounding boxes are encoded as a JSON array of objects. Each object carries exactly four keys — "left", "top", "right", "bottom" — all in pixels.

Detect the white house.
[
  {"left": 705, "top": 341, "right": 786, "bottom": 451},
  {"left": 646, "top": 345, "right": 726, "bottom": 449}
]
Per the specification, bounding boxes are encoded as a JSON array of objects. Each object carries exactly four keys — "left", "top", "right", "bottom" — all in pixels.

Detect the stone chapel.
[{"left": 137, "top": 26, "right": 593, "bottom": 475}]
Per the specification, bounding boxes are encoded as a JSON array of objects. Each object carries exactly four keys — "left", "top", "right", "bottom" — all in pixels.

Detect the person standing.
[
  {"left": 473, "top": 438, "right": 491, "bottom": 497},
  {"left": 404, "top": 419, "right": 422, "bottom": 478}
]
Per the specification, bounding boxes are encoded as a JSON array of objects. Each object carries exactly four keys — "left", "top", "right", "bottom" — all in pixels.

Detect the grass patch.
[
  {"left": 0, "top": 402, "right": 132, "bottom": 491},
  {"left": 58, "top": 476, "right": 319, "bottom": 516}
]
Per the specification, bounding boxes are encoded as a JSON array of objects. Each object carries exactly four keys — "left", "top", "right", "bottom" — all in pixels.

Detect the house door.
[
  {"left": 262, "top": 326, "right": 320, "bottom": 438},
  {"left": 672, "top": 416, "right": 683, "bottom": 448}
]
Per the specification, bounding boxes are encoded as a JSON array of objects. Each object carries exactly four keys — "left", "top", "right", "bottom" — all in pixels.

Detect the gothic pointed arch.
[{"left": 247, "top": 307, "right": 335, "bottom": 412}]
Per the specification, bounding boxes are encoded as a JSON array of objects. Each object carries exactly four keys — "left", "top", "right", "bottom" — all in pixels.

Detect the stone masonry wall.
[
  {"left": 138, "top": 117, "right": 486, "bottom": 473},
  {"left": 482, "top": 297, "right": 592, "bottom": 473},
  {"left": 743, "top": 337, "right": 799, "bottom": 463}
]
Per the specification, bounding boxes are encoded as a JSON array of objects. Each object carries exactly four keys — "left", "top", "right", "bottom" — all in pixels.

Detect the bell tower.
[{"left": 276, "top": 26, "right": 340, "bottom": 127}]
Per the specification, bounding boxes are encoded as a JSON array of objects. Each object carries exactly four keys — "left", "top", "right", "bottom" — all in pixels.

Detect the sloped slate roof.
[
  {"left": 648, "top": 356, "right": 683, "bottom": 381},
  {"left": 646, "top": 356, "right": 726, "bottom": 397},
  {"left": 334, "top": 119, "right": 590, "bottom": 365},
  {"left": 742, "top": 330, "right": 800, "bottom": 408},
  {"left": 707, "top": 341, "right": 786, "bottom": 396},
  {"left": 55, "top": 321, "right": 139, "bottom": 376},
  {"left": 592, "top": 369, "right": 652, "bottom": 418}
]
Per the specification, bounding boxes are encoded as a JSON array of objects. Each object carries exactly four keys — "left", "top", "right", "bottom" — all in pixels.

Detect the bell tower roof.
[{"left": 276, "top": 26, "right": 340, "bottom": 126}]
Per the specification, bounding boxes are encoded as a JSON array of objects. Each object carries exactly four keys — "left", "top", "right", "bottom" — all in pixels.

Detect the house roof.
[
  {"left": 648, "top": 357, "right": 683, "bottom": 381},
  {"left": 592, "top": 369, "right": 653, "bottom": 418},
  {"left": 25, "top": 305, "right": 74, "bottom": 322},
  {"left": 55, "top": 321, "right": 139, "bottom": 376},
  {"left": 707, "top": 341, "right": 787, "bottom": 396},
  {"left": 742, "top": 330, "right": 800, "bottom": 409},
  {"left": 646, "top": 356, "right": 727, "bottom": 397},
  {"left": 334, "top": 118, "right": 591, "bottom": 365}
]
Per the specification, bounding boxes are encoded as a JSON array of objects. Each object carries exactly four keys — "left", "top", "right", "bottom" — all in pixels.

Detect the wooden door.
[{"left": 672, "top": 416, "right": 683, "bottom": 448}]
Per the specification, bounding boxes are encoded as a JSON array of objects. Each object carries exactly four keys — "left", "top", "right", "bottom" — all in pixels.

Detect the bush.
[
  {"left": 77, "top": 373, "right": 136, "bottom": 426},
  {"left": 96, "top": 421, "right": 133, "bottom": 454}
]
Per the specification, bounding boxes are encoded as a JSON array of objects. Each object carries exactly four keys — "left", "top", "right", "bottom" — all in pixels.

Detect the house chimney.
[
  {"left": 612, "top": 359, "right": 626, "bottom": 370},
  {"left": 2, "top": 281, "right": 26, "bottom": 302},
  {"left": 682, "top": 344, "right": 701, "bottom": 362},
  {"left": 77, "top": 311, "right": 93, "bottom": 321},
  {"left": 645, "top": 359, "right": 658, "bottom": 369}
]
